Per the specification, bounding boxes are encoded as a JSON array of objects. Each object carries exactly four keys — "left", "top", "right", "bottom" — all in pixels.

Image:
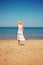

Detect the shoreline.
[{"left": 0, "top": 38, "right": 43, "bottom": 40}]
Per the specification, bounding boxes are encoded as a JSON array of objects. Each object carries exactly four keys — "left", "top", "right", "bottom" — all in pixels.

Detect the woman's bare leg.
[{"left": 18, "top": 40, "right": 20, "bottom": 45}]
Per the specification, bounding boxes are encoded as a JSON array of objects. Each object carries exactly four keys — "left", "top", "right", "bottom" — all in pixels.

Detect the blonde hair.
[{"left": 18, "top": 20, "right": 23, "bottom": 25}]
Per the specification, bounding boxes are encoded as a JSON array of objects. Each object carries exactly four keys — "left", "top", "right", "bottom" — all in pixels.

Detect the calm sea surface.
[{"left": 0, "top": 27, "right": 43, "bottom": 40}]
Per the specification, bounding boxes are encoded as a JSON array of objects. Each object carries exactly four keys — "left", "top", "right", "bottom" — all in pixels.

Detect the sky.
[{"left": 0, "top": 0, "right": 43, "bottom": 27}]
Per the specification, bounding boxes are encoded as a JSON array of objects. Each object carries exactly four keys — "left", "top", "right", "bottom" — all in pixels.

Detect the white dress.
[{"left": 17, "top": 25, "right": 25, "bottom": 41}]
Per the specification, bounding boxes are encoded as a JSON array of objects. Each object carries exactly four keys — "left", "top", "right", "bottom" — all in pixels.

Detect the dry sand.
[{"left": 0, "top": 40, "right": 43, "bottom": 65}]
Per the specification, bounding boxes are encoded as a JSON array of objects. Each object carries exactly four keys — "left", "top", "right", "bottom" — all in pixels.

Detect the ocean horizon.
[{"left": 0, "top": 27, "right": 43, "bottom": 40}]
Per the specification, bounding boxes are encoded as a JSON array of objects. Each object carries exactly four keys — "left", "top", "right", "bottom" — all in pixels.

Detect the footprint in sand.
[
  {"left": 6, "top": 49, "right": 15, "bottom": 55},
  {"left": 0, "top": 48, "right": 3, "bottom": 52},
  {"left": 4, "top": 58, "right": 7, "bottom": 61},
  {"left": 0, "top": 48, "right": 2, "bottom": 51},
  {"left": 0, "top": 53, "right": 2, "bottom": 56},
  {"left": 4, "top": 59, "right": 8, "bottom": 65},
  {"left": 28, "top": 48, "right": 32, "bottom": 50},
  {"left": 0, "top": 49, "right": 3, "bottom": 56},
  {"left": 29, "top": 48, "right": 32, "bottom": 50},
  {"left": 38, "top": 48, "right": 43, "bottom": 49},
  {"left": 33, "top": 48, "right": 36, "bottom": 50},
  {"left": 10, "top": 48, "right": 14, "bottom": 50},
  {"left": 6, "top": 45, "right": 10, "bottom": 47},
  {"left": 6, "top": 51, "right": 9, "bottom": 54}
]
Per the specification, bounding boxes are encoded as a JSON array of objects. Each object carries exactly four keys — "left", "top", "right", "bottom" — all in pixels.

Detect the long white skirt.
[{"left": 17, "top": 34, "right": 25, "bottom": 41}]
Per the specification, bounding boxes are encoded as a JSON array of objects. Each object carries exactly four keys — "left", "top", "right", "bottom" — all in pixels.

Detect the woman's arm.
[{"left": 22, "top": 26, "right": 24, "bottom": 34}]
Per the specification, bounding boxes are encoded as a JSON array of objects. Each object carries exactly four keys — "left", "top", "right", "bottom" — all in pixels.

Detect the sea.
[{"left": 0, "top": 27, "right": 43, "bottom": 40}]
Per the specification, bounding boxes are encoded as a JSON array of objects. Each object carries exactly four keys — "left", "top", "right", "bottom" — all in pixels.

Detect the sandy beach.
[{"left": 0, "top": 40, "right": 43, "bottom": 65}]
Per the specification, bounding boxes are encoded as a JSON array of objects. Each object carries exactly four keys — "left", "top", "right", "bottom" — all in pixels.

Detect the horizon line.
[{"left": 0, "top": 26, "right": 43, "bottom": 27}]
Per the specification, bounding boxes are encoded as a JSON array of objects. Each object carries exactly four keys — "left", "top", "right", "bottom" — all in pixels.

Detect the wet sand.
[{"left": 0, "top": 40, "right": 43, "bottom": 65}]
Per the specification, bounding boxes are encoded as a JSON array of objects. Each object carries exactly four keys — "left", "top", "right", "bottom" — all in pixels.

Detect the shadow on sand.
[{"left": 20, "top": 44, "right": 25, "bottom": 46}]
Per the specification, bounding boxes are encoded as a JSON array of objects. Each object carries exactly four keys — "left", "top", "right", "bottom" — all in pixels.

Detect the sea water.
[{"left": 0, "top": 27, "right": 43, "bottom": 40}]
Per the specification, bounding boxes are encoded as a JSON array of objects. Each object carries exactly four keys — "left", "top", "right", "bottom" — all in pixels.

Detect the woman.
[{"left": 17, "top": 20, "right": 25, "bottom": 45}]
